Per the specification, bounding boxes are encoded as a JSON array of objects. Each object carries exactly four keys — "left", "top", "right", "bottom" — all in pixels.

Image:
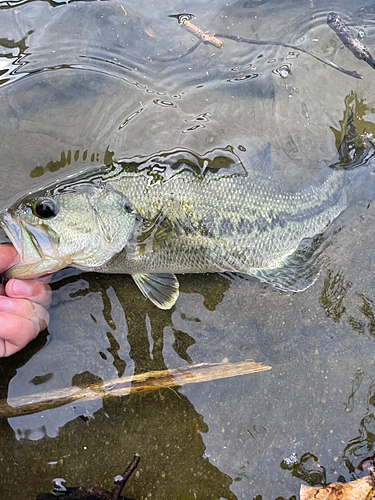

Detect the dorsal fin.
[{"left": 241, "top": 143, "right": 275, "bottom": 179}]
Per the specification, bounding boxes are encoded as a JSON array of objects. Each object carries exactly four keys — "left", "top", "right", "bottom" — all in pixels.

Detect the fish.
[
  {"left": 1, "top": 115, "right": 374, "bottom": 310},
  {"left": 327, "top": 12, "right": 375, "bottom": 70}
]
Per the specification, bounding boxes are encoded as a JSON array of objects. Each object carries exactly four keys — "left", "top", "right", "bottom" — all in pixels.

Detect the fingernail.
[
  {"left": 0, "top": 297, "right": 12, "bottom": 311},
  {"left": 12, "top": 280, "right": 30, "bottom": 296}
]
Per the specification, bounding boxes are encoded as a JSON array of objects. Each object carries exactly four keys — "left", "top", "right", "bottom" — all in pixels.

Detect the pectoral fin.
[{"left": 132, "top": 273, "right": 179, "bottom": 309}]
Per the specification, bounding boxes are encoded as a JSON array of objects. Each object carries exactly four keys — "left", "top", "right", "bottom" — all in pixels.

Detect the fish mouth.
[
  {"left": 0, "top": 212, "right": 27, "bottom": 258},
  {"left": 0, "top": 212, "right": 62, "bottom": 278}
]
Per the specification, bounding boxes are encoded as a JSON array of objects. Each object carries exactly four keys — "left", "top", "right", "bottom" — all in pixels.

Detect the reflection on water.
[
  {"left": 56, "top": 272, "right": 232, "bottom": 374},
  {"left": 347, "top": 295, "right": 375, "bottom": 338},
  {"left": 281, "top": 451, "right": 327, "bottom": 486},
  {"left": 1, "top": 381, "right": 238, "bottom": 500},
  {"left": 29, "top": 147, "right": 115, "bottom": 178},
  {"left": 330, "top": 91, "right": 375, "bottom": 167},
  {"left": 343, "top": 377, "right": 375, "bottom": 477},
  {"left": 319, "top": 270, "right": 352, "bottom": 323},
  {"left": 0, "top": 0, "right": 103, "bottom": 9},
  {"left": 344, "top": 368, "right": 364, "bottom": 414},
  {"left": 0, "top": 30, "right": 33, "bottom": 86},
  {"left": 0, "top": 272, "right": 238, "bottom": 498},
  {"left": 0, "top": 0, "right": 375, "bottom": 498},
  {"left": 319, "top": 272, "right": 375, "bottom": 338}
]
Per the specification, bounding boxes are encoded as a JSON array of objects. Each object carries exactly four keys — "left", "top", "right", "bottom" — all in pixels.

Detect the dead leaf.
[{"left": 300, "top": 469, "right": 375, "bottom": 499}]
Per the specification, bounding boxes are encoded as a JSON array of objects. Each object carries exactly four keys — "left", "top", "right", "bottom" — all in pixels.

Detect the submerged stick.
[
  {"left": 214, "top": 33, "right": 362, "bottom": 79},
  {"left": 152, "top": 40, "right": 202, "bottom": 62},
  {"left": 0, "top": 359, "right": 270, "bottom": 418},
  {"left": 327, "top": 12, "right": 375, "bottom": 69},
  {"left": 111, "top": 454, "right": 140, "bottom": 500},
  {"left": 36, "top": 454, "right": 140, "bottom": 500}
]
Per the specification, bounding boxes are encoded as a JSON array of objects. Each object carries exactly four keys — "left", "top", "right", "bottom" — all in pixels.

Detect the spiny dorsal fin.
[
  {"left": 241, "top": 143, "right": 275, "bottom": 179},
  {"left": 132, "top": 273, "right": 179, "bottom": 309}
]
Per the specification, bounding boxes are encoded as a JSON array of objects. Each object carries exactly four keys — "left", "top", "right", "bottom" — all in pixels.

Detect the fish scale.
[{"left": 104, "top": 157, "right": 348, "bottom": 274}]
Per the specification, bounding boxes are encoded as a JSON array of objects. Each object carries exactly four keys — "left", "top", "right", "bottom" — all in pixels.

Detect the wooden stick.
[
  {"left": 156, "top": 21, "right": 362, "bottom": 78},
  {"left": 36, "top": 455, "right": 140, "bottom": 500},
  {"left": 0, "top": 359, "right": 270, "bottom": 418},
  {"left": 327, "top": 12, "right": 375, "bottom": 69},
  {"left": 111, "top": 454, "right": 140, "bottom": 500},
  {"left": 180, "top": 19, "right": 223, "bottom": 48}
]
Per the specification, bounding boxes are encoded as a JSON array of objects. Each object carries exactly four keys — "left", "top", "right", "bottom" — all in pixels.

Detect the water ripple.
[
  {"left": 0, "top": 0, "right": 107, "bottom": 9},
  {"left": 152, "top": 99, "right": 177, "bottom": 107}
]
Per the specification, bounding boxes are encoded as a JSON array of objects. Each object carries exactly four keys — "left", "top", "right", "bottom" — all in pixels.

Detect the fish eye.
[
  {"left": 124, "top": 203, "right": 133, "bottom": 214},
  {"left": 33, "top": 198, "right": 58, "bottom": 219}
]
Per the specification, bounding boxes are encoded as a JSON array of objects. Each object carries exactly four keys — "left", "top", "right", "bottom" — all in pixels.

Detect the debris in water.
[
  {"left": 154, "top": 16, "right": 362, "bottom": 79},
  {"left": 36, "top": 454, "right": 140, "bottom": 500},
  {"left": 300, "top": 467, "right": 375, "bottom": 499},
  {"left": 0, "top": 359, "right": 271, "bottom": 418},
  {"left": 327, "top": 12, "right": 375, "bottom": 69},
  {"left": 179, "top": 18, "right": 223, "bottom": 48}
]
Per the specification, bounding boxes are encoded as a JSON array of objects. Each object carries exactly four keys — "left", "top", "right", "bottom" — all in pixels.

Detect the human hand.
[{"left": 0, "top": 245, "right": 51, "bottom": 357}]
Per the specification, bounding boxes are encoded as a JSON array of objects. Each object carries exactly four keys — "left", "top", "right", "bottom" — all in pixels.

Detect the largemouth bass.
[{"left": 1, "top": 120, "right": 374, "bottom": 309}]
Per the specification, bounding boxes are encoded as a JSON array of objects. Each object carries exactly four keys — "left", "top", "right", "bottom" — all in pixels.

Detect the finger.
[
  {"left": 0, "top": 314, "right": 39, "bottom": 357},
  {"left": 0, "top": 296, "right": 50, "bottom": 332},
  {"left": 0, "top": 245, "right": 19, "bottom": 274},
  {"left": 5, "top": 279, "right": 52, "bottom": 309}
]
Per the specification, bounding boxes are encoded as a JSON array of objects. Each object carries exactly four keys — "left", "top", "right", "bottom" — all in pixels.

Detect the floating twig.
[
  {"left": 327, "top": 12, "right": 375, "bottom": 69},
  {"left": 0, "top": 359, "right": 270, "bottom": 418},
  {"left": 154, "top": 17, "right": 362, "bottom": 79},
  {"left": 180, "top": 19, "right": 223, "bottom": 48}
]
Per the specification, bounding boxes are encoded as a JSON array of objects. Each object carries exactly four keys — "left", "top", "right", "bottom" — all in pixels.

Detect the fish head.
[{"left": 0, "top": 180, "right": 138, "bottom": 278}]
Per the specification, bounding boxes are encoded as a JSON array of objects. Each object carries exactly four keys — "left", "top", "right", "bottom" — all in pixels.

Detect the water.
[{"left": 0, "top": 0, "right": 375, "bottom": 498}]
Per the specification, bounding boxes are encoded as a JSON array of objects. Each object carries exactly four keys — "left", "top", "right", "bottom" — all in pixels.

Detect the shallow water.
[{"left": 0, "top": 0, "right": 375, "bottom": 498}]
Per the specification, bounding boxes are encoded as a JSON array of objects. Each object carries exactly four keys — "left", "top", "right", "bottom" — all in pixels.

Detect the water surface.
[{"left": 0, "top": 0, "right": 375, "bottom": 499}]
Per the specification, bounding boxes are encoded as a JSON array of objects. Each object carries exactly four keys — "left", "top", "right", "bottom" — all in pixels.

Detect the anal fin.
[{"left": 132, "top": 273, "right": 179, "bottom": 309}]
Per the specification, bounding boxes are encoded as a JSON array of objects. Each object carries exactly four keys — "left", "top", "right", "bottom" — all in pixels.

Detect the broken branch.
[
  {"left": 156, "top": 16, "right": 362, "bottom": 79},
  {"left": 0, "top": 359, "right": 270, "bottom": 418},
  {"left": 180, "top": 19, "right": 223, "bottom": 48},
  {"left": 327, "top": 12, "right": 375, "bottom": 69},
  {"left": 111, "top": 454, "right": 140, "bottom": 500},
  {"left": 36, "top": 454, "right": 140, "bottom": 500}
]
